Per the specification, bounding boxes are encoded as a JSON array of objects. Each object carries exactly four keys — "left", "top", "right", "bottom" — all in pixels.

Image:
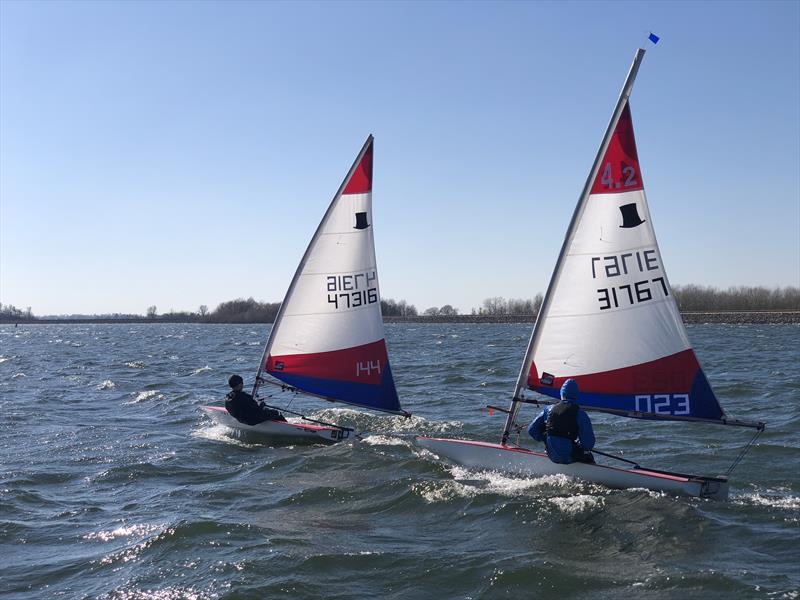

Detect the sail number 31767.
[{"left": 597, "top": 277, "right": 669, "bottom": 310}]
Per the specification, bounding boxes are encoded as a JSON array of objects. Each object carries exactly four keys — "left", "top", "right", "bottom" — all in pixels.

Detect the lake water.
[{"left": 1, "top": 323, "right": 798, "bottom": 599}]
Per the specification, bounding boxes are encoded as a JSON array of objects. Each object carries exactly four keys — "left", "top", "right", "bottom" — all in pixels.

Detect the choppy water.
[{"left": 1, "top": 323, "right": 798, "bottom": 599}]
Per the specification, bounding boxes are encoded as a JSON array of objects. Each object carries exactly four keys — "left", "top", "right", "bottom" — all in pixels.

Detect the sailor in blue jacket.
[{"left": 528, "top": 379, "right": 596, "bottom": 464}]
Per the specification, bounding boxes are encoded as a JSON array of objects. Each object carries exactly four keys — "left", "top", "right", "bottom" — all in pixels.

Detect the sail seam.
[
  {"left": 296, "top": 268, "right": 378, "bottom": 276},
  {"left": 567, "top": 244, "right": 668, "bottom": 257},
  {"left": 280, "top": 307, "right": 380, "bottom": 317},
  {"left": 319, "top": 231, "right": 373, "bottom": 237}
]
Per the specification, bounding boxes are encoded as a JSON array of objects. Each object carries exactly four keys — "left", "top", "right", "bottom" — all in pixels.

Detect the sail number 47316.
[{"left": 635, "top": 394, "right": 691, "bottom": 415}]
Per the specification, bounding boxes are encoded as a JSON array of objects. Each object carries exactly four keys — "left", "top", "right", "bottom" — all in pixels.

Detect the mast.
[
  {"left": 501, "top": 48, "right": 647, "bottom": 444},
  {"left": 252, "top": 135, "right": 375, "bottom": 398}
]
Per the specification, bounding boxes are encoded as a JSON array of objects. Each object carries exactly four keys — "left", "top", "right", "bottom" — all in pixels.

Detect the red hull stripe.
[
  {"left": 267, "top": 339, "right": 388, "bottom": 385},
  {"left": 528, "top": 348, "right": 702, "bottom": 394},
  {"left": 343, "top": 139, "right": 373, "bottom": 194},
  {"left": 590, "top": 102, "right": 644, "bottom": 195}
]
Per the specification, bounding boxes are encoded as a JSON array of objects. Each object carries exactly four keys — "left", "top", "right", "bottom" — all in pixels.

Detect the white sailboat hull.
[
  {"left": 200, "top": 406, "right": 352, "bottom": 443},
  {"left": 416, "top": 436, "right": 729, "bottom": 500}
]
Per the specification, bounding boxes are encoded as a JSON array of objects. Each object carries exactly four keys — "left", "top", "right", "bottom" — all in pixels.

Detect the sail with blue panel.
[
  {"left": 515, "top": 103, "right": 726, "bottom": 425},
  {"left": 254, "top": 136, "right": 405, "bottom": 415}
]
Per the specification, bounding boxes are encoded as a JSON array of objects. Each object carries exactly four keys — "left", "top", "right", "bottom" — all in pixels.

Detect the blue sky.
[{"left": 1, "top": 0, "right": 798, "bottom": 315}]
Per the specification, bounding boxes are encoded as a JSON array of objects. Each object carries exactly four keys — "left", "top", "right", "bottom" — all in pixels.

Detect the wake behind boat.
[
  {"left": 201, "top": 136, "right": 408, "bottom": 441},
  {"left": 417, "top": 45, "right": 764, "bottom": 499}
]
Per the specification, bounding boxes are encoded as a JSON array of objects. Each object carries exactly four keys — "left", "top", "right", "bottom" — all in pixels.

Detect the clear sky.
[{"left": 1, "top": 0, "right": 798, "bottom": 316}]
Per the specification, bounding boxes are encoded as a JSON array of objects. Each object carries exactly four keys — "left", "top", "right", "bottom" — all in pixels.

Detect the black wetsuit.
[{"left": 225, "top": 389, "right": 285, "bottom": 425}]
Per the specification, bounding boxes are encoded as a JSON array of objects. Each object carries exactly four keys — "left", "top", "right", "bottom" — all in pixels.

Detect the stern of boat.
[{"left": 698, "top": 476, "right": 729, "bottom": 501}]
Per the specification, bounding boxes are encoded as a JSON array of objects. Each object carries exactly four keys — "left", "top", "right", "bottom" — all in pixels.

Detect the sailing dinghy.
[
  {"left": 202, "top": 136, "right": 408, "bottom": 442},
  {"left": 417, "top": 48, "right": 764, "bottom": 499}
]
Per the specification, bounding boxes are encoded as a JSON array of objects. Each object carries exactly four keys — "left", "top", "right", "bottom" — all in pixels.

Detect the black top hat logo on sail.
[
  {"left": 619, "top": 203, "right": 645, "bottom": 228},
  {"left": 354, "top": 212, "right": 371, "bottom": 230}
]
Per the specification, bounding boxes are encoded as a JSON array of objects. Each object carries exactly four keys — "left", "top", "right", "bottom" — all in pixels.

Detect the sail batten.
[{"left": 253, "top": 137, "right": 404, "bottom": 415}]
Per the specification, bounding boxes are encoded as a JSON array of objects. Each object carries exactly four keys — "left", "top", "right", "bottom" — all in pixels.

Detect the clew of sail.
[
  {"left": 522, "top": 101, "right": 725, "bottom": 423},
  {"left": 257, "top": 137, "right": 404, "bottom": 414}
]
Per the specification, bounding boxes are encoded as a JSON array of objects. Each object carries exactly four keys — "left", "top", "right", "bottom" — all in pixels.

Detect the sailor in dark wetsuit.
[
  {"left": 527, "top": 379, "right": 595, "bottom": 464},
  {"left": 225, "top": 375, "right": 286, "bottom": 425}
]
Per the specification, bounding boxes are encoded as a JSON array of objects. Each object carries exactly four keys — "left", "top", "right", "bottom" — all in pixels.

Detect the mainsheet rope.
[{"left": 725, "top": 425, "right": 765, "bottom": 477}]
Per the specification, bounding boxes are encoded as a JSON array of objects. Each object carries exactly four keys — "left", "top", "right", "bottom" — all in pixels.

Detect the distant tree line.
[
  {"left": 207, "top": 298, "right": 281, "bottom": 323},
  {"left": 143, "top": 298, "right": 281, "bottom": 323},
  {"left": 471, "top": 295, "right": 544, "bottom": 316},
  {"left": 2, "top": 286, "right": 798, "bottom": 324},
  {"left": 423, "top": 304, "right": 459, "bottom": 316},
  {"left": 672, "top": 285, "right": 799, "bottom": 312},
  {"left": 0, "top": 303, "right": 35, "bottom": 322},
  {"left": 381, "top": 298, "right": 418, "bottom": 317}
]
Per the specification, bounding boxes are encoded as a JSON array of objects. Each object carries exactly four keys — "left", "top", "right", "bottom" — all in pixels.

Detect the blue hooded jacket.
[{"left": 527, "top": 380, "right": 595, "bottom": 464}]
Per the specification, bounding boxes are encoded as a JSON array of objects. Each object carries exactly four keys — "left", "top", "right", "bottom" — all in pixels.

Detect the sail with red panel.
[
  {"left": 515, "top": 101, "right": 725, "bottom": 423},
  {"left": 253, "top": 136, "right": 406, "bottom": 415},
  {"left": 501, "top": 50, "right": 753, "bottom": 441}
]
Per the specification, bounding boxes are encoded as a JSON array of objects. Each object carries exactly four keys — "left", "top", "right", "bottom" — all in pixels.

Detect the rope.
[
  {"left": 591, "top": 448, "right": 641, "bottom": 468},
  {"left": 254, "top": 396, "right": 354, "bottom": 432},
  {"left": 725, "top": 425, "right": 765, "bottom": 477}
]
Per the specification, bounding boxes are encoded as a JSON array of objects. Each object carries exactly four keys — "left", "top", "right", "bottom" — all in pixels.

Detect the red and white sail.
[
  {"left": 505, "top": 60, "right": 726, "bottom": 429},
  {"left": 256, "top": 136, "right": 403, "bottom": 414}
]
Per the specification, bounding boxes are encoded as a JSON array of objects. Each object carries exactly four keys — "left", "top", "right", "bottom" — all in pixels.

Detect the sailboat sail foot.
[
  {"left": 267, "top": 359, "right": 402, "bottom": 414},
  {"left": 257, "top": 372, "right": 408, "bottom": 417},
  {"left": 528, "top": 349, "right": 724, "bottom": 422},
  {"left": 514, "top": 394, "right": 761, "bottom": 429}
]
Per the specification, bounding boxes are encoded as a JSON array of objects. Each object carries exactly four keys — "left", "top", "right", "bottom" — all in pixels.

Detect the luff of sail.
[
  {"left": 258, "top": 137, "right": 404, "bottom": 415},
  {"left": 524, "top": 102, "right": 725, "bottom": 423}
]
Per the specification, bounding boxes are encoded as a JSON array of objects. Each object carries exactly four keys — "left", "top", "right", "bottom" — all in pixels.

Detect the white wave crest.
[
  {"left": 383, "top": 413, "right": 462, "bottom": 434},
  {"left": 126, "top": 390, "right": 165, "bottom": 404},
  {"left": 11, "top": 372, "right": 26, "bottom": 379},
  {"left": 449, "top": 465, "right": 575, "bottom": 496},
  {"left": 192, "top": 366, "right": 212, "bottom": 375},
  {"left": 362, "top": 435, "right": 410, "bottom": 447},
  {"left": 548, "top": 494, "right": 605, "bottom": 515},
  {"left": 733, "top": 492, "right": 800, "bottom": 511},
  {"left": 97, "top": 525, "right": 174, "bottom": 567},
  {"left": 84, "top": 522, "right": 163, "bottom": 542},
  {"left": 412, "top": 480, "right": 478, "bottom": 503},
  {"left": 190, "top": 424, "right": 261, "bottom": 449},
  {"left": 125, "top": 361, "right": 145, "bottom": 369},
  {"left": 307, "top": 407, "right": 462, "bottom": 436},
  {"left": 97, "top": 380, "right": 116, "bottom": 390}
]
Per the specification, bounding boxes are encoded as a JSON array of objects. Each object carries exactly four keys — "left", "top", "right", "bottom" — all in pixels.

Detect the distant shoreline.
[{"left": 3, "top": 311, "right": 798, "bottom": 325}]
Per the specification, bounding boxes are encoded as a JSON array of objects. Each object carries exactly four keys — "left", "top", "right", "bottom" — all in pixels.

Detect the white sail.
[{"left": 254, "top": 136, "right": 403, "bottom": 415}]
